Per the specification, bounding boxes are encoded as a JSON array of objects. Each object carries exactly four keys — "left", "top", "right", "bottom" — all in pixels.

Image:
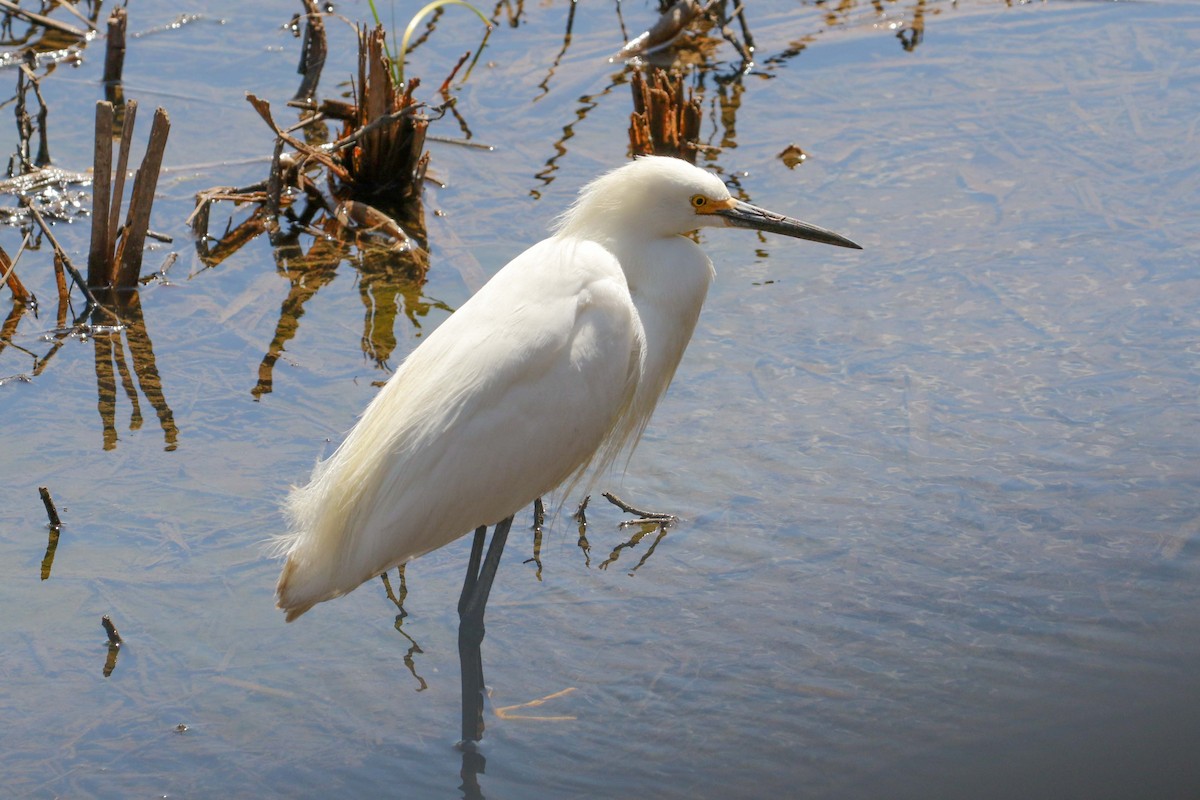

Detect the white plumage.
[{"left": 275, "top": 156, "right": 859, "bottom": 621}]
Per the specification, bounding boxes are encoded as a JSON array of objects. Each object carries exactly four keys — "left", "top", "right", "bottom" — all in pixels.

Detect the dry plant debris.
[
  {"left": 617, "top": 0, "right": 756, "bottom": 68},
  {"left": 628, "top": 69, "right": 703, "bottom": 163},
  {"left": 191, "top": 22, "right": 454, "bottom": 280}
]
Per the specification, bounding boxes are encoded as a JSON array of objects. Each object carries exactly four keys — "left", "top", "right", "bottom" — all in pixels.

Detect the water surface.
[{"left": 2, "top": 1, "right": 1199, "bottom": 797}]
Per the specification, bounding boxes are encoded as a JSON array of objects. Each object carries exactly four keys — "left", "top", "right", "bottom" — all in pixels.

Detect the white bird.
[{"left": 275, "top": 155, "right": 860, "bottom": 622}]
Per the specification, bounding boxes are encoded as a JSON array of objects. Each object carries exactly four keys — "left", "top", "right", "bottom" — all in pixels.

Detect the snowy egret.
[{"left": 274, "top": 155, "right": 860, "bottom": 622}]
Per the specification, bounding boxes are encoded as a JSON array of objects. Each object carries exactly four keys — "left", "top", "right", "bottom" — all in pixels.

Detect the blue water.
[{"left": 2, "top": 0, "right": 1199, "bottom": 797}]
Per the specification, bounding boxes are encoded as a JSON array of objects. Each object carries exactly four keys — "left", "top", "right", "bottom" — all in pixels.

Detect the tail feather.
[
  {"left": 276, "top": 557, "right": 318, "bottom": 622},
  {"left": 273, "top": 464, "right": 366, "bottom": 620},
  {"left": 273, "top": 429, "right": 415, "bottom": 620}
]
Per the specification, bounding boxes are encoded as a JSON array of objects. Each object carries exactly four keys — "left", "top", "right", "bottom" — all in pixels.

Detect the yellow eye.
[{"left": 691, "top": 195, "right": 708, "bottom": 209}]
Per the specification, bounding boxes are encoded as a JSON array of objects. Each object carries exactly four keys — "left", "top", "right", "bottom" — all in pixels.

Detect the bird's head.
[{"left": 555, "top": 155, "right": 861, "bottom": 250}]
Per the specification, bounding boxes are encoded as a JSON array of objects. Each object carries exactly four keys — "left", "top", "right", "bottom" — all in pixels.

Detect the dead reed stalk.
[
  {"left": 1, "top": 243, "right": 32, "bottom": 304},
  {"left": 0, "top": 0, "right": 88, "bottom": 37},
  {"left": 87, "top": 100, "right": 171, "bottom": 289},
  {"left": 103, "top": 7, "right": 126, "bottom": 86},
  {"left": 38, "top": 486, "right": 61, "bottom": 580}
]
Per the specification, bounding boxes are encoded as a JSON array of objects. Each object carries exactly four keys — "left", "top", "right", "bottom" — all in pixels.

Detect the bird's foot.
[{"left": 601, "top": 492, "right": 678, "bottom": 528}]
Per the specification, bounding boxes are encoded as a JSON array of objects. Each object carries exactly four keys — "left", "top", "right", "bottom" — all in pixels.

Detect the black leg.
[
  {"left": 458, "top": 525, "right": 488, "bottom": 619},
  {"left": 458, "top": 516, "right": 513, "bottom": 746}
]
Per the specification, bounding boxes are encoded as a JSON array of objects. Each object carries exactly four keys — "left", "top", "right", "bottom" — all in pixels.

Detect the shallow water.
[{"left": 3, "top": 0, "right": 1200, "bottom": 797}]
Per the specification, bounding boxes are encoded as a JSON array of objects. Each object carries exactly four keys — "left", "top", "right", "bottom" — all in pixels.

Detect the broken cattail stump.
[
  {"left": 103, "top": 8, "right": 126, "bottom": 85},
  {"left": 628, "top": 69, "right": 702, "bottom": 163},
  {"left": 103, "top": 7, "right": 127, "bottom": 108},
  {"left": 114, "top": 107, "right": 168, "bottom": 288},
  {"left": 108, "top": 101, "right": 139, "bottom": 259},
  {"left": 338, "top": 26, "right": 431, "bottom": 213},
  {"left": 88, "top": 98, "right": 142, "bottom": 286},
  {"left": 87, "top": 101, "right": 114, "bottom": 286},
  {"left": 87, "top": 100, "right": 169, "bottom": 290}
]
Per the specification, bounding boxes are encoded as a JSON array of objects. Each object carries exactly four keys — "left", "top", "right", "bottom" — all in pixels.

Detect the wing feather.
[{"left": 276, "top": 237, "right": 642, "bottom": 619}]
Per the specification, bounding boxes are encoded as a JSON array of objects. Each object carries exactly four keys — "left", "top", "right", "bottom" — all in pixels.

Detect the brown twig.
[
  {"left": 53, "top": 0, "right": 97, "bottom": 30},
  {"left": 101, "top": 615, "right": 122, "bottom": 676},
  {"left": 142, "top": 251, "right": 177, "bottom": 284},
  {"left": 246, "top": 93, "right": 347, "bottom": 179},
  {"left": 22, "top": 197, "right": 100, "bottom": 312},
  {"left": 52, "top": 251, "right": 68, "bottom": 305},
  {"left": 712, "top": 0, "right": 754, "bottom": 67},
  {"left": 0, "top": 0, "right": 87, "bottom": 38},
  {"left": 38, "top": 486, "right": 61, "bottom": 528},
  {"left": 38, "top": 486, "right": 62, "bottom": 580},
  {"left": 265, "top": 138, "right": 286, "bottom": 222},
  {"left": 1, "top": 243, "right": 32, "bottom": 304},
  {"left": 101, "top": 615, "right": 123, "bottom": 646}
]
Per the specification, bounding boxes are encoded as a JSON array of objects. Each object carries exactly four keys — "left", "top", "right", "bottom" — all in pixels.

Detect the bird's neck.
[
  {"left": 611, "top": 234, "right": 713, "bottom": 298},
  {"left": 617, "top": 234, "right": 715, "bottom": 429}
]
